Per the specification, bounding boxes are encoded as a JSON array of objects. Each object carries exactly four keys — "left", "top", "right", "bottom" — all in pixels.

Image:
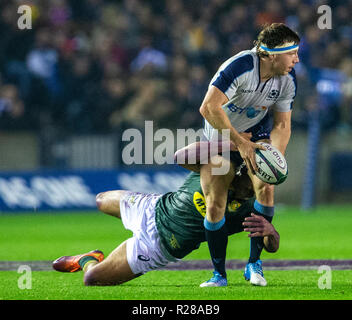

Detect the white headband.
[{"left": 259, "top": 42, "right": 299, "bottom": 54}]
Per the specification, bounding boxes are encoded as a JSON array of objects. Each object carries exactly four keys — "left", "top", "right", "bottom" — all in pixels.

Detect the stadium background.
[
  {"left": 0, "top": 0, "right": 352, "bottom": 210},
  {"left": 1, "top": 0, "right": 352, "bottom": 302}
]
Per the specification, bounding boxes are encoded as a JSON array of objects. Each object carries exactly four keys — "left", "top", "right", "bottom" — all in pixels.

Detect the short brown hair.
[{"left": 254, "top": 23, "right": 300, "bottom": 57}]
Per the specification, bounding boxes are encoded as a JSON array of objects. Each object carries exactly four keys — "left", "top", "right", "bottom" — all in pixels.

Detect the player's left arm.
[
  {"left": 242, "top": 213, "right": 280, "bottom": 253},
  {"left": 271, "top": 69, "right": 296, "bottom": 155},
  {"left": 248, "top": 110, "right": 291, "bottom": 206},
  {"left": 270, "top": 110, "right": 292, "bottom": 156}
]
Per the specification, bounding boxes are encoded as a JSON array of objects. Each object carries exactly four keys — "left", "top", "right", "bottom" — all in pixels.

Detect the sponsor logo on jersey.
[
  {"left": 240, "top": 88, "right": 254, "bottom": 93},
  {"left": 246, "top": 106, "right": 260, "bottom": 119},
  {"left": 193, "top": 192, "right": 206, "bottom": 217},
  {"left": 128, "top": 195, "right": 136, "bottom": 206},
  {"left": 137, "top": 255, "right": 150, "bottom": 262},
  {"left": 266, "top": 89, "right": 280, "bottom": 100},
  {"left": 228, "top": 200, "right": 242, "bottom": 212},
  {"left": 170, "top": 233, "right": 181, "bottom": 249},
  {"left": 194, "top": 192, "right": 242, "bottom": 215},
  {"left": 226, "top": 103, "right": 261, "bottom": 119}
]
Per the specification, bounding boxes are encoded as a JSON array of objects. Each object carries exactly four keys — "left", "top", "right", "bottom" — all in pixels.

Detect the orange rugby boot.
[{"left": 52, "top": 249, "right": 104, "bottom": 272}]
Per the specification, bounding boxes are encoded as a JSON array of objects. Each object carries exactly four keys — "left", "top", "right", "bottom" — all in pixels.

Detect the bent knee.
[
  {"left": 96, "top": 192, "right": 105, "bottom": 211},
  {"left": 206, "top": 202, "right": 226, "bottom": 222},
  {"left": 95, "top": 190, "right": 123, "bottom": 218}
]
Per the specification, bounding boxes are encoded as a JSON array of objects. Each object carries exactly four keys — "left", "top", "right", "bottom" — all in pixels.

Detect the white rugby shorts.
[{"left": 120, "top": 192, "right": 178, "bottom": 275}]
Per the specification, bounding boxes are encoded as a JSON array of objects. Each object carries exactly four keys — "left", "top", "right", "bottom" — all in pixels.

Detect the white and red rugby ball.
[{"left": 255, "top": 142, "right": 288, "bottom": 185}]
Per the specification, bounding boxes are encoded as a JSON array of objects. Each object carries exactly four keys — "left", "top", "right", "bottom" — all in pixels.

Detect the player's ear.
[{"left": 269, "top": 54, "right": 276, "bottom": 62}]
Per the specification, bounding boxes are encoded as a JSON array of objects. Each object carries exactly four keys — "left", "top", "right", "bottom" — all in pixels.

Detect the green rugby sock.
[{"left": 79, "top": 256, "right": 99, "bottom": 270}]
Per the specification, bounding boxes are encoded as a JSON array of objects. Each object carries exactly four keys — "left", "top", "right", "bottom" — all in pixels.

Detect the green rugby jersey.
[{"left": 154, "top": 172, "right": 255, "bottom": 259}]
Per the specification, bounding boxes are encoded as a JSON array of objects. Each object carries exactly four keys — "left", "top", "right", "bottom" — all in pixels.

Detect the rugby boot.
[
  {"left": 52, "top": 249, "right": 104, "bottom": 272},
  {"left": 244, "top": 259, "right": 267, "bottom": 286},
  {"left": 200, "top": 271, "right": 227, "bottom": 287}
]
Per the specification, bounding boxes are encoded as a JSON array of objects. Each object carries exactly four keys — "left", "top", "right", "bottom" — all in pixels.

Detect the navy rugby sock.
[
  {"left": 248, "top": 200, "right": 274, "bottom": 264},
  {"left": 204, "top": 217, "right": 228, "bottom": 278}
]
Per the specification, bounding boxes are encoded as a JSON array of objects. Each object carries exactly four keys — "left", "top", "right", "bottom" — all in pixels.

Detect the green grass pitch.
[{"left": 1, "top": 205, "right": 352, "bottom": 300}]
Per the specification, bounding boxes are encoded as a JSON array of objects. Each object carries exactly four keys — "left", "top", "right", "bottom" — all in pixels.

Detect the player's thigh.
[
  {"left": 200, "top": 155, "right": 235, "bottom": 219},
  {"left": 84, "top": 240, "right": 137, "bottom": 286},
  {"left": 96, "top": 190, "right": 127, "bottom": 218},
  {"left": 200, "top": 155, "right": 235, "bottom": 196}
]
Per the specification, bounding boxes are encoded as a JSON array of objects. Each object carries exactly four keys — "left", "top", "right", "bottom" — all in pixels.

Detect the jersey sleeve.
[
  {"left": 211, "top": 54, "right": 254, "bottom": 100},
  {"left": 273, "top": 69, "right": 297, "bottom": 112}
]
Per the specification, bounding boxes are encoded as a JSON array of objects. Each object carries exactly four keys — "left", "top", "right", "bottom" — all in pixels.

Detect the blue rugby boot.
[
  {"left": 200, "top": 271, "right": 227, "bottom": 287},
  {"left": 244, "top": 259, "right": 267, "bottom": 286}
]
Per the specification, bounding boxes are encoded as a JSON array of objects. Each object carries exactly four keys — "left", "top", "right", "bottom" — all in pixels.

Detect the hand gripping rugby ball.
[{"left": 255, "top": 142, "right": 288, "bottom": 185}]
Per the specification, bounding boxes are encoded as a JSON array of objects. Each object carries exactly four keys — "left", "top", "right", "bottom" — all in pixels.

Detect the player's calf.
[
  {"left": 84, "top": 241, "right": 138, "bottom": 286},
  {"left": 250, "top": 174, "right": 275, "bottom": 207}
]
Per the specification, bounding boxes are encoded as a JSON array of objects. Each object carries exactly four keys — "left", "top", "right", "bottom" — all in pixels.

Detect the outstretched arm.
[
  {"left": 174, "top": 140, "right": 236, "bottom": 172},
  {"left": 174, "top": 133, "right": 252, "bottom": 172},
  {"left": 242, "top": 213, "right": 280, "bottom": 253}
]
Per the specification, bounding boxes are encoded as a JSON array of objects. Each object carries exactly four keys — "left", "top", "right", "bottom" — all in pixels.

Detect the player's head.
[{"left": 254, "top": 23, "right": 300, "bottom": 75}]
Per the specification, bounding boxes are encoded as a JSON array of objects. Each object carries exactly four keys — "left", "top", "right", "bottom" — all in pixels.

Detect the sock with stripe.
[
  {"left": 204, "top": 217, "right": 228, "bottom": 278},
  {"left": 248, "top": 200, "right": 274, "bottom": 263},
  {"left": 79, "top": 256, "right": 99, "bottom": 272}
]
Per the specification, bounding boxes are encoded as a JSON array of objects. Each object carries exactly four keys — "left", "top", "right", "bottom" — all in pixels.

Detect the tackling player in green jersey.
[{"left": 53, "top": 169, "right": 279, "bottom": 287}]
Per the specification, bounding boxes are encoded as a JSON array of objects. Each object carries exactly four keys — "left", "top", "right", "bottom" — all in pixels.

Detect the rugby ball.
[{"left": 255, "top": 142, "right": 288, "bottom": 185}]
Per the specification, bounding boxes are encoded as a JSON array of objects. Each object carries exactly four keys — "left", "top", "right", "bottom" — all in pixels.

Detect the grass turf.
[
  {"left": 1, "top": 205, "right": 352, "bottom": 261},
  {"left": 1, "top": 270, "right": 352, "bottom": 300},
  {"left": 0, "top": 205, "right": 352, "bottom": 300}
]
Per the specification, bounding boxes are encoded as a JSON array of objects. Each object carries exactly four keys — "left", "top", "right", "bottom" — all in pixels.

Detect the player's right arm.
[{"left": 199, "top": 85, "right": 264, "bottom": 174}]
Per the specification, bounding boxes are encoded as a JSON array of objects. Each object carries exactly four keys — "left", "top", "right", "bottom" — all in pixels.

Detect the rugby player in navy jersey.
[
  {"left": 52, "top": 168, "right": 280, "bottom": 287},
  {"left": 196, "top": 23, "right": 299, "bottom": 286}
]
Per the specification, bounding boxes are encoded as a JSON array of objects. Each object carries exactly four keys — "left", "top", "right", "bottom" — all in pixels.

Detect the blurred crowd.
[{"left": 0, "top": 0, "right": 352, "bottom": 135}]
